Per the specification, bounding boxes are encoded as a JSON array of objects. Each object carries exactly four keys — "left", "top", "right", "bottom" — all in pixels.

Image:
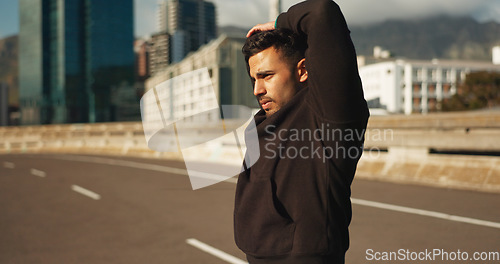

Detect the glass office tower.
[
  {"left": 19, "top": 0, "right": 135, "bottom": 125},
  {"left": 164, "top": 0, "right": 216, "bottom": 63}
]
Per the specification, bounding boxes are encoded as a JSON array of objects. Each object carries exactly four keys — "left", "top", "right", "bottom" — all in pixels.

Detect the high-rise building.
[
  {"left": 158, "top": 0, "right": 169, "bottom": 33},
  {"left": 149, "top": 32, "right": 171, "bottom": 76},
  {"left": 19, "top": 0, "right": 135, "bottom": 125},
  {"left": 134, "top": 39, "right": 151, "bottom": 81},
  {"left": 156, "top": 0, "right": 217, "bottom": 64},
  {"left": 0, "top": 83, "right": 8, "bottom": 126}
]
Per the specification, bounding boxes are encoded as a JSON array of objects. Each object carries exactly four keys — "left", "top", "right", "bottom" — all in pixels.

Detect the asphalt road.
[{"left": 1, "top": 153, "right": 499, "bottom": 264}]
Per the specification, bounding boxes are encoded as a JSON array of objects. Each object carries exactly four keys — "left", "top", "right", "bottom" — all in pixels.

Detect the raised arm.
[{"left": 276, "top": 0, "right": 368, "bottom": 123}]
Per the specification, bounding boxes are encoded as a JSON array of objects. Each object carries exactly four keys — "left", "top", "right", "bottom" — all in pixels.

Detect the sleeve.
[{"left": 276, "top": 0, "right": 369, "bottom": 123}]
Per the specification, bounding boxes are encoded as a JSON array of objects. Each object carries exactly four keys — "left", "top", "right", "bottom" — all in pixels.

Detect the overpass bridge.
[{"left": 1, "top": 111, "right": 499, "bottom": 263}]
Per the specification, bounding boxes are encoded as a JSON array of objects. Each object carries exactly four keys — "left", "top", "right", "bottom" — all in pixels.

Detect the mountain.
[
  {"left": 350, "top": 15, "right": 500, "bottom": 60},
  {"left": 0, "top": 35, "right": 18, "bottom": 106},
  {"left": 220, "top": 16, "right": 500, "bottom": 61}
]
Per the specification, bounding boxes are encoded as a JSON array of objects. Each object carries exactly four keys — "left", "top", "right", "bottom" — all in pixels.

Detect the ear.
[{"left": 296, "top": 58, "right": 308, "bottom": 83}]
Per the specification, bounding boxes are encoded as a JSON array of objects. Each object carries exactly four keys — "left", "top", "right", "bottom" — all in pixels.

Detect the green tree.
[{"left": 442, "top": 71, "right": 500, "bottom": 111}]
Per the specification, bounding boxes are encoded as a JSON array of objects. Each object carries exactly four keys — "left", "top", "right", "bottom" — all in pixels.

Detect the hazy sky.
[{"left": 1, "top": 0, "right": 499, "bottom": 39}]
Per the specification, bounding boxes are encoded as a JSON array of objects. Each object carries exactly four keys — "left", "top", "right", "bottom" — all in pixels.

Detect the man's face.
[{"left": 248, "top": 47, "right": 302, "bottom": 117}]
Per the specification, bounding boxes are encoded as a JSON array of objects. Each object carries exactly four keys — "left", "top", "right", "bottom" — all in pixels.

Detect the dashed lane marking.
[
  {"left": 71, "top": 185, "right": 101, "bottom": 200},
  {"left": 30, "top": 169, "right": 46, "bottom": 178},
  {"left": 3, "top": 162, "right": 15, "bottom": 169},
  {"left": 186, "top": 238, "right": 247, "bottom": 264}
]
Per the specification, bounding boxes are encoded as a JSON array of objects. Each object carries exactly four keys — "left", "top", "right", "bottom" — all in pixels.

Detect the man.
[{"left": 234, "top": 0, "right": 369, "bottom": 263}]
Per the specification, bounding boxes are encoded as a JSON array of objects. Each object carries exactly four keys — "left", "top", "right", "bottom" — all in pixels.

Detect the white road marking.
[
  {"left": 186, "top": 238, "right": 247, "bottom": 264},
  {"left": 44, "top": 154, "right": 500, "bottom": 230},
  {"left": 351, "top": 198, "right": 500, "bottom": 230},
  {"left": 71, "top": 185, "right": 101, "bottom": 200},
  {"left": 3, "top": 162, "right": 15, "bottom": 169},
  {"left": 49, "top": 154, "right": 238, "bottom": 183},
  {"left": 30, "top": 169, "right": 46, "bottom": 178}
]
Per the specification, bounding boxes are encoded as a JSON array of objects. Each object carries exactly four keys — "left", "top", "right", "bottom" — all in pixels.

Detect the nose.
[{"left": 253, "top": 80, "right": 266, "bottom": 97}]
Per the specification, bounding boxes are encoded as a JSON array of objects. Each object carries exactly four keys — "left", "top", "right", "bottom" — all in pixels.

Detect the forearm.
[{"left": 276, "top": 0, "right": 368, "bottom": 123}]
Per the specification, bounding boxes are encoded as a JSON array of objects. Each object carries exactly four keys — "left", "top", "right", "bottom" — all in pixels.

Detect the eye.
[{"left": 264, "top": 74, "right": 273, "bottom": 80}]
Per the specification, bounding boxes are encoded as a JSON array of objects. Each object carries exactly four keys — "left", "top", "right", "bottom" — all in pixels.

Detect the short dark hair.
[{"left": 242, "top": 28, "right": 307, "bottom": 72}]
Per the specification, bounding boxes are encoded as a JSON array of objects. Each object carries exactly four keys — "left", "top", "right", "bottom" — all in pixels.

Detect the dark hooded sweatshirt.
[{"left": 234, "top": 0, "right": 370, "bottom": 259}]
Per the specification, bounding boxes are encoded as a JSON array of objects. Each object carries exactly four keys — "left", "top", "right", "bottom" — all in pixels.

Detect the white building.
[
  {"left": 493, "top": 46, "right": 500, "bottom": 65},
  {"left": 359, "top": 58, "right": 500, "bottom": 115},
  {"left": 145, "top": 34, "right": 257, "bottom": 122}
]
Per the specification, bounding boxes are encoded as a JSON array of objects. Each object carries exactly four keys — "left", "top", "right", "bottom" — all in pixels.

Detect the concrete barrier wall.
[
  {"left": 357, "top": 148, "right": 500, "bottom": 193},
  {"left": 1, "top": 111, "right": 499, "bottom": 192},
  {"left": 360, "top": 111, "right": 500, "bottom": 192}
]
